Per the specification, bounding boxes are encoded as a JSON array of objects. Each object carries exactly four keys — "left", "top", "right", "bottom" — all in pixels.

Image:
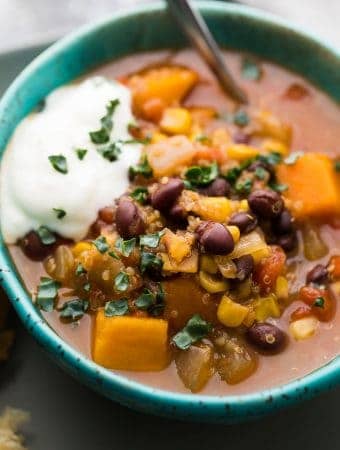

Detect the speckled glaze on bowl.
[{"left": 1, "top": 1, "right": 340, "bottom": 423}]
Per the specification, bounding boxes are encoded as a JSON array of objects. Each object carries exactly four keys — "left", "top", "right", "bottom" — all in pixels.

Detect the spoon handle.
[{"left": 167, "top": 0, "right": 248, "bottom": 104}]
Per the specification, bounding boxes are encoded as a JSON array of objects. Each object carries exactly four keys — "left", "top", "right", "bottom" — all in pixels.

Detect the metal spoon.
[{"left": 167, "top": 0, "right": 248, "bottom": 104}]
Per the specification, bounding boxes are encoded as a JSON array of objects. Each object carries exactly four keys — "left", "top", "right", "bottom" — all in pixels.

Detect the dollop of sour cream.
[{"left": 0, "top": 76, "right": 142, "bottom": 243}]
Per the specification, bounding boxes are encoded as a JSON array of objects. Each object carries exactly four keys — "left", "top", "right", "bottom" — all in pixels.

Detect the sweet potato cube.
[
  {"left": 93, "top": 313, "right": 169, "bottom": 371},
  {"left": 277, "top": 153, "right": 340, "bottom": 219}
]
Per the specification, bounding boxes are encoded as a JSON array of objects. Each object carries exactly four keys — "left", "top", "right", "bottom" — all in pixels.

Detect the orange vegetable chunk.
[
  {"left": 93, "top": 312, "right": 169, "bottom": 371},
  {"left": 276, "top": 153, "right": 340, "bottom": 219}
]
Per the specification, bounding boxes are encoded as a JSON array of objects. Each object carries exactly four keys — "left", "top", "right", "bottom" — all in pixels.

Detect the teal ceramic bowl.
[{"left": 1, "top": 1, "right": 340, "bottom": 423}]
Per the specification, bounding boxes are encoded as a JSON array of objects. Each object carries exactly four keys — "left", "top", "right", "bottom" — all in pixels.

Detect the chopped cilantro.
[
  {"left": 97, "top": 141, "right": 123, "bottom": 162},
  {"left": 89, "top": 99, "right": 120, "bottom": 144},
  {"left": 269, "top": 181, "right": 288, "bottom": 193},
  {"left": 60, "top": 299, "right": 88, "bottom": 321},
  {"left": 75, "top": 148, "right": 87, "bottom": 160},
  {"left": 92, "top": 236, "right": 109, "bottom": 254},
  {"left": 258, "top": 152, "right": 282, "bottom": 166},
  {"left": 284, "top": 151, "right": 304, "bottom": 165},
  {"left": 75, "top": 263, "right": 87, "bottom": 276},
  {"left": 135, "top": 289, "right": 155, "bottom": 310},
  {"left": 241, "top": 57, "right": 262, "bottom": 81},
  {"left": 114, "top": 271, "right": 129, "bottom": 292},
  {"left": 104, "top": 299, "right": 129, "bottom": 317},
  {"left": 139, "top": 231, "right": 164, "bottom": 248},
  {"left": 140, "top": 251, "right": 163, "bottom": 275},
  {"left": 224, "top": 166, "right": 242, "bottom": 184},
  {"left": 254, "top": 166, "right": 267, "bottom": 180},
  {"left": 36, "top": 277, "right": 60, "bottom": 312},
  {"left": 235, "top": 178, "right": 253, "bottom": 195},
  {"left": 172, "top": 314, "right": 212, "bottom": 350},
  {"left": 185, "top": 162, "right": 218, "bottom": 186},
  {"left": 233, "top": 110, "right": 250, "bottom": 127},
  {"left": 89, "top": 128, "right": 110, "bottom": 144},
  {"left": 135, "top": 283, "right": 165, "bottom": 315},
  {"left": 313, "top": 297, "right": 325, "bottom": 308},
  {"left": 37, "top": 226, "right": 56, "bottom": 245},
  {"left": 83, "top": 282, "right": 91, "bottom": 292},
  {"left": 48, "top": 154, "right": 68, "bottom": 174},
  {"left": 129, "top": 155, "right": 153, "bottom": 180},
  {"left": 130, "top": 187, "right": 149, "bottom": 204},
  {"left": 115, "top": 237, "right": 136, "bottom": 257},
  {"left": 52, "top": 208, "right": 66, "bottom": 220},
  {"left": 108, "top": 250, "right": 120, "bottom": 260}
]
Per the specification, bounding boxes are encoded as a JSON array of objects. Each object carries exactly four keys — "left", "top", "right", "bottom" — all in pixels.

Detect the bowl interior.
[{"left": 0, "top": 1, "right": 340, "bottom": 423}]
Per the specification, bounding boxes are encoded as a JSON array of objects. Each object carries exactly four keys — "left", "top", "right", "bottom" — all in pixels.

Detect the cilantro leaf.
[
  {"left": 258, "top": 152, "right": 282, "bottom": 166},
  {"left": 130, "top": 187, "right": 149, "bottom": 204},
  {"left": 92, "top": 236, "right": 109, "bottom": 254},
  {"left": 60, "top": 299, "right": 88, "bottom": 321},
  {"left": 37, "top": 226, "right": 56, "bottom": 245},
  {"left": 114, "top": 271, "right": 129, "bottom": 292},
  {"left": 129, "top": 155, "right": 153, "bottom": 180},
  {"left": 313, "top": 297, "right": 325, "bottom": 308},
  {"left": 104, "top": 299, "right": 129, "bottom": 317},
  {"left": 224, "top": 166, "right": 241, "bottom": 184},
  {"left": 36, "top": 277, "right": 60, "bottom": 312},
  {"left": 185, "top": 162, "right": 218, "bottom": 186},
  {"left": 48, "top": 154, "right": 68, "bottom": 174},
  {"left": 115, "top": 237, "right": 136, "bottom": 257},
  {"left": 241, "top": 57, "right": 262, "bottom": 81},
  {"left": 135, "top": 289, "right": 155, "bottom": 310},
  {"left": 52, "top": 208, "right": 66, "bottom": 219},
  {"left": 89, "top": 128, "right": 110, "bottom": 144},
  {"left": 135, "top": 283, "right": 165, "bottom": 316},
  {"left": 269, "top": 181, "right": 288, "bottom": 192},
  {"left": 75, "top": 263, "right": 87, "bottom": 276},
  {"left": 172, "top": 314, "right": 212, "bottom": 350},
  {"left": 75, "top": 148, "right": 87, "bottom": 160},
  {"left": 235, "top": 178, "right": 253, "bottom": 195},
  {"left": 97, "top": 141, "right": 123, "bottom": 162},
  {"left": 139, "top": 231, "right": 164, "bottom": 248},
  {"left": 254, "top": 166, "right": 267, "bottom": 180},
  {"left": 89, "top": 99, "right": 120, "bottom": 144},
  {"left": 140, "top": 251, "right": 163, "bottom": 275},
  {"left": 233, "top": 110, "right": 250, "bottom": 127},
  {"left": 83, "top": 282, "right": 91, "bottom": 292}
]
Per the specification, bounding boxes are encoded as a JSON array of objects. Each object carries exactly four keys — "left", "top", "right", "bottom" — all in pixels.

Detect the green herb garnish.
[
  {"left": 92, "top": 236, "right": 109, "bottom": 254},
  {"left": 135, "top": 283, "right": 165, "bottom": 315},
  {"left": 195, "top": 135, "right": 210, "bottom": 143},
  {"left": 241, "top": 57, "right": 262, "bottom": 81},
  {"left": 48, "top": 154, "right": 68, "bottom": 174},
  {"left": 97, "top": 141, "right": 123, "bottom": 162},
  {"left": 258, "top": 152, "right": 282, "bottom": 166},
  {"left": 224, "top": 166, "right": 242, "bottom": 184},
  {"left": 334, "top": 161, "right": 340, "bottom": 172},
  {"left": 104, "top": 299, "right": 129, "bottom": 317},
  {"left": 130, "top": 187, "right": 149, "bottom": 204},
  {"left": 235, "top": 178, "right": 253, "bottom": 195},
  {"left": 284, "top": 151, "right": 304, "bottom": 165},
  {"left": 53, "top": 208, "right": 66, "bottom": 220},
  {"left": 60, "top": 299, "right": 88, "bottom": 321},
  {"left": 37, "top": 226, "right": 56, "bottom": 245},
  {"left": 254, "top": 166, "right": 267, "bottom": 180},
  {"left": 185, "top": 162, "right": 218, "bottom": 186},
  {"left": 135, "top": 289, "right": 155, "bottom": 310},
  {"left": 75, "top": 263, "right": 87, "bottom": 276},
  {"left": 114, "top": 271, "right": 129, "bottom": 292},
  {"left": 233, "top": 110, "right": 250, "bottom": 127},
  {"left": 269, "top": 182, "right": 288, "bottom": 193},
  {"left": 172, "top": 314, "right": 212, "bottom": 350},
  {"left": 115, "top": 237, "right": 136, "bottom": 257},
  {"left": 139, "top": 231, "right": 164, "bottom": 248},
  {"left": 140, "top": 251, "right": 163, "bottom": 274},
  {"left": 89, "top": 99, "right": 120, "bottom": 144},
  {"left": 83, "top": 282, "right": 91, "bottom": 292},
  {"left": 313, "top": 297, "right": 325, "bottom": 308},
  {"left": 36, "top": 277, "right": 60, "bottom": 312},
  {"left": 75, "top": 148, "right": 87, "bottom": 160},
  {"left": 108, "top": 250, "right": 120, "bottom": 260},
  {"left": 129, "top": 155, "right": 153, "bottom": 180}
]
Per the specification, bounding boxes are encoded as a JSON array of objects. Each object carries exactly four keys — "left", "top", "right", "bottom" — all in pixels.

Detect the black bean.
[
  {"left": 196, "top": 222, "right": 234, "bottom": 255},
  {"left": 248, "top": 189, "right": 284, "bottom": 219},
  {"left": 168, "top": 203, "right": 187, "bottom": 223},
  {"left": 20, "top": 230, "right": 54, "bottom": 261},
  {"left": 233, "top": 255, "right": 254, "bottom": 281},
  {"left": 233, "top": 131, "right": 250, "bottom": 144},
  {"left": 151, "top": 178, "right": 184, "bottom": 212},
  {"left": 247, "top": 323, "right": 287, "bottom": 353},
  {"left": 273, "top": 210, "right": 293, "bottom": 235},
  {"left": 228, "top": 212, "right": 258, "bottom": 234},
  {"left": 277, "top": 232, "right": 297, "bottom": 252},
  {"left": 306, "top": 264, "right": 329, "bottom": 285},
  {"left": 116, "top": 198, "right": 145, "bottom": 238},
  {"left": 199, "top": 178, "right": 231, "bottom": 197}
]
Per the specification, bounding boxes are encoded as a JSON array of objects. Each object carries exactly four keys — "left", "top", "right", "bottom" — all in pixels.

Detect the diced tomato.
[
  {"left": 299, "top": 286, "right": 335, "bottom": 322},
  {"left": 290, "top": 305, "right": 312, "bottom": 322},
  {"left": 328, "top": 255, "right": 340, "bottom": 280},
  {"left": 254, "top": 246, "right": 286, "bottom": 295}
]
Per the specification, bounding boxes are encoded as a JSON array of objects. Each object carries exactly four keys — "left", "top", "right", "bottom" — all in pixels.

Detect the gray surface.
[{"left": 0, "top": 3, "right": 340, "bottom": 448}]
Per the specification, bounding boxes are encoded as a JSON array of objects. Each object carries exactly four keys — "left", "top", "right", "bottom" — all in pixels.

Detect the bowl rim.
[{"left": 1, "top": 0, "right": 340, "bottom": 420}]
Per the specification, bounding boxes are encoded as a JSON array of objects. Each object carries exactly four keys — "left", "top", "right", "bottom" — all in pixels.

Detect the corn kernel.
[
  {"left": 199, "top": 271, "right": 229, "bottom": 294},
  {"left": 239, "top": 199, "right": 249, "bottom": 212},
  {"left": 227, "top": 144, "right": 260, "bottom": 162},
  {"left": 275, "top": 276, "right": 289, "bottom": 301},
  {"left": 217, "top": 295, "right": 249, "bottom": 327},
  {"left": 226, "top": 225, "right": 240, "bottom": 244},
  {"left": 72, "top": 241, "right": 92, "bottom": 257},
  {"left": 200, "top": 255, "right": 218, "bottom": 274},
  {"left": 261, "top": 138, "right": 289, "bottom": 156},
  {"left": 151, "top": 132, "right": 168, "bottom": 144},
  {"left": 254, "top": 294, "right": 281, "bottom": 322},
  {"left": 160, "top": 107, "right": 192, "bottom": 135},
  {"left": 289, "top": 317, "right": 319, "bottom": 341}
]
